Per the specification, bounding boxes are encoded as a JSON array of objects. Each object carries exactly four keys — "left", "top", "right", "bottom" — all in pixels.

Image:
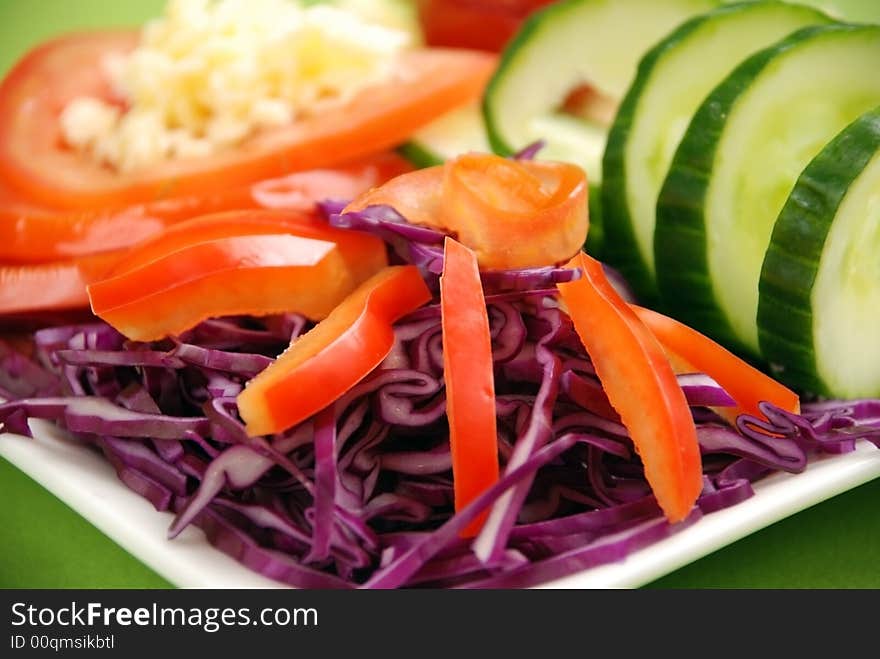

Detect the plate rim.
[{"left": 2, "top": 419, "right": 879, "bottom": 589}]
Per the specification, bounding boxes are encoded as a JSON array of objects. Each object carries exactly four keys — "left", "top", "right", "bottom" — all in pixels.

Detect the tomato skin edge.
[
  {"left": 0, "top": 152, "right": 412, "bottom": 263},
  {"left": 0, "top": 32, "right": 496, "bottom": 211}
]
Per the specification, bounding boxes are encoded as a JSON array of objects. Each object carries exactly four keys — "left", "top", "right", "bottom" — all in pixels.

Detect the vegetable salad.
[{"left": 2, "top": 0, "right": 880, "bottom": 588}]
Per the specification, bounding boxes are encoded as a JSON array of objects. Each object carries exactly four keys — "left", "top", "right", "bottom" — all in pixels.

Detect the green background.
[{"left": 1, "top": 0, "right": 879, "bottom": 589}]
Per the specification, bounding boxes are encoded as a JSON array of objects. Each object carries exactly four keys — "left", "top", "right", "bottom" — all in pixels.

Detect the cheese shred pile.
[{"left": 60, "top": 0, "right": 411, "bottom": 172}]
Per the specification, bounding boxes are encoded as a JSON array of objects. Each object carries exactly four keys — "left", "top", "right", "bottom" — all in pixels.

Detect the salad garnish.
[{"left": 6, "top": 147, "right": 877, "bottom": 589}]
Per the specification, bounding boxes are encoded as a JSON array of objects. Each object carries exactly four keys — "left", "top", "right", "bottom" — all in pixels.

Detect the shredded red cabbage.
[
  {"left": 513, "top": 140, "right": 546, "bottom": 161},
  {"left": 2, "top": 208, "right": 880, "bottom": 589}
]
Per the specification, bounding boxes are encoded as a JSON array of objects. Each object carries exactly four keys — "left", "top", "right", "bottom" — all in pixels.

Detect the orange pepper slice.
[
  {"left": 632, "top": 305, "right": 800, "bottom": 422},
  {"left": 558, "top": 252, "right": 702, "bottom": 523}
]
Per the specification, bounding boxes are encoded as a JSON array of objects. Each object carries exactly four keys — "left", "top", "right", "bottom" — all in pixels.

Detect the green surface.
[
  {"left": 0, "top": 457, "right": 171, "bottom": 588},
  {"left": 0, "top": 0, "right": 165, "bottom": 74},
  {"left": 1, "top": 0, "right": 880, "bottom": 590},
  {"left": 0, "top": 0, "right": 169, "bottom": 590}
]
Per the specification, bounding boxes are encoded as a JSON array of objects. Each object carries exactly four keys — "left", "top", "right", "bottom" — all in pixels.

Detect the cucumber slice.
[
  {"left": 759, "top": 107, "right": 880, "bottom": 397},
  {"left": 602, "top": 1, "right": 829, "bottom": 302},
  {"left": 748, "top": 0, "right": 880, "bottom": 23},
  {"left": 655, "top": 24, "right": 880, "bottom": 356},
  {"left": 482, "top": 0, "right": 718, "bottom": 185},
  {"left": 399, "top": 102, "right": 489, "bottom": 168}
]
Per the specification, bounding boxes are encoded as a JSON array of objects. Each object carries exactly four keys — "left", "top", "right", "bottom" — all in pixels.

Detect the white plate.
[{"left": 2, "top": 419, "right": 880, "bottom": 589}]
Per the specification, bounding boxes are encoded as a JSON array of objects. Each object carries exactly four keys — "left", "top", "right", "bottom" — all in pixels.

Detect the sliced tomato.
[
  {"left": 632, "top": 305, "right": 801, "bottom": 422},
  {"left": 237, "top": 266, "right": 432, "bottom": 437},
  {"left": 0, "top": 151, "right": 411, "bottom": 263},
  {"left": 440, "top": 237, "right": 499, "bottom": 537},
  {"left": 107, "top": 209, "right": 388, "bottom": 283},
  {"left": 557, "top": 252, "right": 702, "bottom": 523},
  {"left": 88, "top": 232, "right": 382, "bottom": 342},
  {"left": 345, "top": 152, "right": 588, "bottom": 269},
  {"left": 0, "top": 31, "right": 496, "bottom": 210},
  {"left": 418, "top": 0, "right": 555, "bottom": 52}
]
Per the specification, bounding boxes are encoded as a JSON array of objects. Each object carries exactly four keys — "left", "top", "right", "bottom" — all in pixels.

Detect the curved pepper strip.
[
  {"left": 631, "top": 305, "right": 800, "bottom": 422},
  {"left": 440, "top": 153, "right": 588, "bottom": 269},
  {"left": 344, "top": 152, "right": 588, "bottom": 269},
  {"left": 557, "top": 252, "right": 702, "bottom": 523},
  {"left": 109, "top": 209, "right": 387, "bottom": 283},
  {"left": 237, "top": 266, "right": 432, "bottom": 437},
  {"left": 89, "top": 233, "right": 360, "bottom": 341},
  {"left": 1, "top": 210, "right": 387, "bottom": 321},
  {"left": 440, "top": 237, "right": 499, "bottom": 537}
]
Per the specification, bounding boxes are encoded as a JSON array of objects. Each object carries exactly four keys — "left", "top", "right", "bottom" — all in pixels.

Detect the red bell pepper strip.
[
  {"left": 89, "top": 233, "right": 361, "bottom": 341},
  {"left": 557, "top": 252, "right": 702, "bottom": 523},
  {"left": 440, "top": 153, "right": 588, "bottom": 269},
  {"left": 440, "top": 237, "right": 499, "bottom": 536},
  {"left": 108, "top": 209, "right": 387, "bottom": 283},
  {"left": 1, "top": 209, "right": 387, "bottom": 322},
  {"left": 631, "top": 305, "right": 801, "bottom": 422},
  {"left": 0, "top": 251, "right": 122, "bottom": 315},
  {"left": 237, "top": 266, "right": 432, "bottom": 437}
]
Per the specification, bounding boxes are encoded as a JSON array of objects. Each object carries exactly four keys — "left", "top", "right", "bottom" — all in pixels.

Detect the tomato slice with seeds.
[{"left": 0, "top": 31, "right": 496, "bottom": 210}]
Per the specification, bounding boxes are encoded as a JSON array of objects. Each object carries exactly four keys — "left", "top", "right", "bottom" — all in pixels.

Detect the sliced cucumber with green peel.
[
  {"left": 482, "top": 0, "right": 718, "bottom": 186},
  {"left": 602, "top": 1, "right": 830, "bottom": 302},
  {"left": 759, "top": 107, "right": 880, "bottom": 398},
  {"left": 655, "top": 24, "right": 880, "bottom": 356},
  {"left": 743, "top": 0, "right": 880, "bottom": 23},
  {"left": 399, "top": 102, "right": 489, "bottom": 168}
]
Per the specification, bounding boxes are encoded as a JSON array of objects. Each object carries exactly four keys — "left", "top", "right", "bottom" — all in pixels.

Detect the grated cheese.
[{"left": 59, "top": 0, "right": 411, "bottom": 173}]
